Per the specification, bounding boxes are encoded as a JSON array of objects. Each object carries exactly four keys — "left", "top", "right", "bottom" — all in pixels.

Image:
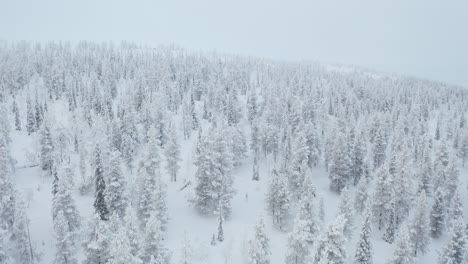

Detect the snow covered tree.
[
  {"left": 93, "top": 145, "right": 109, "bottom": 221},
  {"left": 165, "top": 124, "right": 181, "bottom": 181},
  {"left": 0, "top": 139, "right": 15, "bottom": 230},
  {"left": 0, "top": 229, "right": 13, "bottom": 264},
  {"left": 123, "top": 207, "right": 140, "bottom": 257},
  {"left": 266, "top": 169, "right": 291, "bottom": 230},
  {"left": 53, "top": 210, "right": 77, "bottom": 264},
  {"left": 372, "top": 122, "right": 386, "bottom": 169},
  {"left": 290, "top": 128, "right": 310, "bottom": 192},
  {"left": 192, "top": 128, "right": 235, "bottom": 217},
  {"left": 354, "top": 177, "right": 369, "bottom": 214},
  {"left": 338, "top": 186, "right": 354, "bottom": 238},
  {"left": 12, "top": 99, "right": 21, "bottom": 131},
  {"left": 105, "top": 150, "right": 128, "bottom": 218},
  {"left": 252, "top": 155, "right": 260, "bottom": 181},
  {"left": 389, "top": 225, "right": 414, "bottom": 264},
  {"left": 248, "top": 217, "right": 270, "bottom": 264},
  {"left": 141, "top": 212, "right": 170, "bottom": 264},
  {"left": 39, "top": 118, "right": 55, "bottom": 174},
  {"left": 353, "top": 208, "right": 373, "bottom": 264},
  {"left": 247, "top": 88, "right": 258, "bottom": 123},
  {"left": 350, "top": 132, "right": 366, "bottom": 185},
  {"left": 285, "top": 218, "right": 310, "bottom": 264},
  {"left": 409, "top": 190, "right": 430, "bottom": 256},
  {"left": 372, "top": 165, "right": 393, "bottom": 230},
  {"left": 217, "top": 213, "right": 224, "bottom": 242},
  {"left": 52, "top": 163, "right": 80, "bottom": 238},
  {"left": 228, "top": 125, "right": 248, "bottom": 167},
  {"left": 82, "top": 214, "right": 110, "bottom": 264},
  {"left": 107, "top": 227, "right": 142, "bottom": 264},
  {"left": 304, "top": 121, "right": 321, "bottom": 168},
  {"left": 26, "top": 96, "right": 35, "bottom": 135},
  {"left": 430, "top": 187, "right": 446, "bottom": 238},
  {"left": 120, "top": 109, "right": 139, "bottom": 169},
  {"left": 382, "top": 198, "right": 397, "bottom": 244},
  {"left": 438, "top": 218, "right": 466, "bottom": 264},
  {"left": 12, "top": 199, "right": 35, "bottom": 264},
  {"left": 328, "top": 131, "right": 351, "bottom": 192},
  {"left": 313, "top": 215, "right": 347, "bottom": 264}
]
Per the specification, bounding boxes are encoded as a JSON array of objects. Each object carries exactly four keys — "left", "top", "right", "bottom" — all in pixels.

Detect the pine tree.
[
  {"left": 438, "top": 218, "right": 466, "bottom": 264},
  {"left": 228, "top": 125, "right": 248, "bottom": 167},
  {"left": 107, "top": 227, "right": 142, "bottom": 264},
  {"left": 353, "top": 208, "right": 373, "bottom": 264},
  {"left": 12, "top": 199, "right": 35, "bottom": 264},
  {"left": 217, "top": 213, "right": 224, "bottom": 242},
  {"left": 372, "top": 123, "right": 386, "bottom": 169},
  {"left": 82, "top": 214, "right": 110, "bottom": 264},
  {"left": 290, "top": 128, "right": 309, "bottom": 192},
  {"left": 105, "top": 150, "right": 128, "bottom": 218},
  {"left": 165, "top": 124, "right": 181, "bottom": 182},
  {"left": 137, "top": 164, "right": 168, "bottom": 229},
  {"left": 192, "top": 128, "right": 235, "bottom": 217},
  {"left": 52, "top": 163, "right": 80, "bottom": 238},
  {"left": 94, "top": 145, "right": 109, "bottom": 221},
  {"left": 53, "top": 210, "right": 77, "bottom": 264},
  {"left": 382, "top": 198, "right": 396, "bottom": 244},
  {"left": 328, "top": 131, "right": 351, "bottom": 192},
  {"left": 123, "top": 207, "right": 140, "bottom": 257},
  {"left": 248, "top": 217, "right": 270, "bottom": 264},
  {"left": 296, "top": 174, "right": 319, "bottom": 243},
  {"left": 142, "top": 212, "right": 170, "bottom": 264},
  {"left": 304, "top": 121, "right": 320, "bottom": 168},
  {"left": 39, "top": 119, "right": 55, "bottom": 174},
  {"left": 409, "top": 190, "right": 430, "bottom": 256},
  {"left": 247, "top": 89, "right": 257, "bottom": 123},
  {"left": 0, "top": 138, "right": 16, "bottom": 231},
  {"left": 285, "top": 218, "right": 310, "bottom": 264},
  {"left": 313, "top": 215, "right": 347, "bottom": 264},
  {"left": 372, "top": 166, "right": 393, "bottom": 230},
  {"left": 13, "top": 99, "right": 21, "bottom": 131},
  {"left": 252, "top": 155, "right": 260, "bottom": 181},
  {"left": 389, "top": 226, "right": 414, "bottom": 264},
  {"left": 338, "top": 186, "right": 354, "bottom": 238},
  {"left": 26, "top": 96, "right": 35, "bottom": 135},
  {"left": 354, "top": 177, "right": 369, "bottom": 214},
  {"left": 350, "top": 132, "right": 366, "bottom": 185},
  {"left": 266, "top": 169, "right": 291, "bottom": 230},
  {"left": 430, "top": 187, "right": 445, "bottom": 238}
]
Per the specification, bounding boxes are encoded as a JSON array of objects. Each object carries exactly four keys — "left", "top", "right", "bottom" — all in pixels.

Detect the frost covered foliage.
[{"left": 0, "top": 41, "right": 467, "bottom": 264}]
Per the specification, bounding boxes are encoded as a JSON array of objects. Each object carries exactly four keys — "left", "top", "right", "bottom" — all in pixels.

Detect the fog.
[{"left": 1, "top": 0, "right": 467, "bottom": 86}]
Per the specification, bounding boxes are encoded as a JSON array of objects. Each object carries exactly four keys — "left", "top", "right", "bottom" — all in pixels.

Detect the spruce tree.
[
  {"left": 438, "top": 218, "right": 466, "bottom": 264},
  {"left": 53, "top": 210, "right": 77, "bottom": 264},
  {"left": 107, "top": 227, "right": 142, "bottom": 264},
  {"left": 248, "top": 217, "right": 270, "bottom": 264},
  {"left": 430, "top": 187, "right": 445, "bottom": 238},
  {"left": 409, "top": 190, "right": 430, "bottom": 256},
  {"left": 338, "top": 186, "right": 354, "bottom": 238},
  {"left": 82, "top": 214, "right": 110, "bottom": 264},
  {"left": 94, "top": 145, "right": 109, "bottom": 221},
  {"left": 266, "top": 169, "right": 291, "bottom": 230},
  {"left": 313, "top": 215, "right": 347, "bottom": 264},
  {"left": 165, "top": 124, "right": 181, "bottom": 182},
  {"left": 142, "top": 212, "right": 170, "bottom": 264},
  {"left": 353, "top": 208, "right": 373, "bottom": 264},
  {"left": 39, "top": 119, "right": 55, "bottom": 173},
  {"left": 105, "top": 150, "right": 128, "bottom": 218},
  {"left": 389, "top": 226, "right": 414, "bottom": 264},
  {"left": 328, "top": 131, "right": 351, "bottom": 192},
  {"left": 285, "top": 218, "right": 310, "bottom": 264}
]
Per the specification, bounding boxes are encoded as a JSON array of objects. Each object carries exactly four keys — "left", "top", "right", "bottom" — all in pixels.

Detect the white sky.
[{"left": 1, "top": 0, "right": 467, "bottom": 87}]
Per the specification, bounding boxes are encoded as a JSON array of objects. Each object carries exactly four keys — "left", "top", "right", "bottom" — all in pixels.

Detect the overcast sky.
[{"left": 1, "top": 0, "right": 467, "bottom": 87}]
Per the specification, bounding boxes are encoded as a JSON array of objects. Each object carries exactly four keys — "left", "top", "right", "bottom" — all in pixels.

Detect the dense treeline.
[{"left": 0, "top": 41, "right": 466, "bottom": 264}]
